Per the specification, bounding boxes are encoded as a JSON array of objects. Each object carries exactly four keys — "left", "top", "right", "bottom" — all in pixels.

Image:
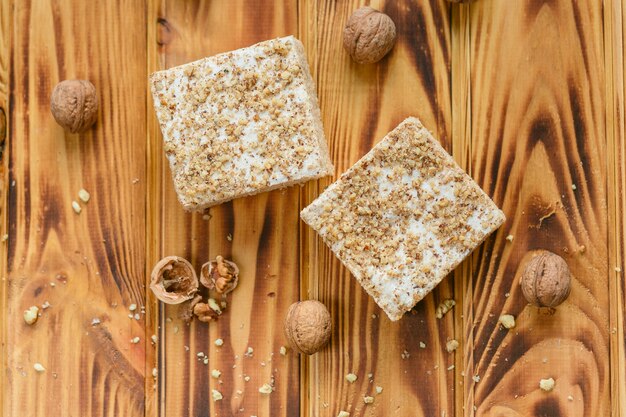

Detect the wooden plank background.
[{"left": 2, "top": 0, "right": 625, "bottom": 416}]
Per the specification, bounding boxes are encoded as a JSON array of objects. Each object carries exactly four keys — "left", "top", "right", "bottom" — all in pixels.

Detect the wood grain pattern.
[
  {"left": 147, "top": 1, "right": 301, "bottom": 416},
  {"left": 5, "top": 1, "right": 147, "bottom": 416},
  {"left": 300, "top": 1, "right": 457, "bottom": 416},
  {"left": 464, "top": 1, "right": 610, "bottom": 416},
  {"left": 607, "top": 1, "right": 626, "bottom": 415}
]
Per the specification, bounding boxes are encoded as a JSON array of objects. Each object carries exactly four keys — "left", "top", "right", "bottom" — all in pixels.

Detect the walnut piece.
[
  {"left": 539, "top": 377, "right": 555, "bottom": 392},
  {"left": 50, "top": 80, "right": 98, "bottom": 133},
  {"left": 520, "top": 250, "right": 571, "bottom": 307},
  {"left": 193, "top": 302, "right": 220, "bottom": 323},
  {"left": 150, "top": 256, "right": 199, "bottom": 304},
  {"left": 24, "top": 306, "right": 39, "bottom": 325},
  {"left": 178, "top": 294, "right": 202, "bottom": 322},
  {"left": 284, "top": 300, "right": 331, "bottom": 355},
  {"left": 200, "top": 256, "right": 239, "bottom": 295},
  {"left": 343, "top": 7, "right": 396, "bottom": 64}
]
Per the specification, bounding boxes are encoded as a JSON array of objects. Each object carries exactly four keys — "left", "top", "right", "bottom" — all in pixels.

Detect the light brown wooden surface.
[{"left": 2, "top": 1, "right": 625, "bottom": 416}]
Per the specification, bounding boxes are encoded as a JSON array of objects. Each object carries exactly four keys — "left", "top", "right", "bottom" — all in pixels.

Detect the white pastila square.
[
  {"left": 150, "top": 36, "right": 333, "bottom": 211},
  {"left": 301, "top": 117, "right": 505, "bottom": 321}
]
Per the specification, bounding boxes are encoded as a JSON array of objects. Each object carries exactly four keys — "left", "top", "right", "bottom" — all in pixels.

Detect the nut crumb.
[
  {"left": 419, "top": 341, "right": 426, "bottom": 349},
  {"left": 215, "top": 338, "right": 224, "bottom": 346},
  {"left": 363, "top": 396, "right": 374, "bottom": 404},
  {"left": 279, "top": 346, "right": 287, "bottom": 356},
  {"left": 473, "top": 375, "right": 480, "bottom": 383},
  {"left": 41, "top": 301, "right": 51, "bottom": 310},
  {"left": 33, "top": 363, "right": 46, "bottom": 373},
  {"left": 539, "top": 377, "right": 555, "bottom": 392},
  {"left": 151, "top": 335, "right": 158, "bottom": 344},
  {"left": 337, "top": 412, "right": 350, "bottom": 417},
  {"left": 244, "top": 375, "right": 251, "bottom": 382},
  {"left": 245, "top": 347, "right": 254, "bottom": 357},
  {"left": 211, "top": 389, "right": 223, "bottom": 401},
  {"left": 567, "top": 395, "right": 574, "bottom": 401},
  {"left": 616, "top": 267, "right": 622, "bottom": 273},
  {"left": 346, "top": 373, "right": 358, "bottom": 383},
  {"left": 152, "top": 368, "right": 158, "bottom": 378},
  {"left": 72, "top": 201, "right": 81, "bottom": 214},
  {"left": 129, "top": 303, "right": 137, "bottom": 311},
  {"left": 91, "top": 318, "right": 101, "bottom": 326},
  {"left": 375, "top": 386, "right": 383, "bottom": 394},
  {"left": 1, "top": 234, "right": 8, "bottom": 242},
  {"left": 78, "top": 188, "right": 90, "bottom": 203},
  {"left": 259, "top": 383, "right": 273, "bottom": 394},
  {"left": 436, "top": 299, "right": 455, "bottom": 319},
  {"left": 447, "top": 365, "right": 455, "bottom": 371},
  {"left": 446, "top": 339, "right": 459, "bottom": 352},
  {"left": 130, "top": 336, "right": 140, "bottom": 344},
  {"left": 571, "top": 184, "right": 577, "bottom": 190},
  {"left": 499, "top": 314, "right": 516, "bottom": 329},
  {"left": 401, "top": 349, "right": 410, "bottom": 359},
  {"left": 24, "top": 306, "right": 39, "bottom": 325},
  {"left": 211, "top": 369, "right": 221, "bottom": 379},
  {"left": 505, "top": 234, "right": 514, "bottom": 242}
]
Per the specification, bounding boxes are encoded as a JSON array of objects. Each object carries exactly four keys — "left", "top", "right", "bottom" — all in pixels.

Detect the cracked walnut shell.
[
  {"left": 343, "top": 7, "right": 396, "bottom": 64},
  {"left": 200, "top": 256, "right": 239, "bottom": 295},
  {"left": 50, "top": 80, "right": 99, "bottom": 133},
  {"left": 520, "top": 250, "right": 571, "bottom": 308},
  {"left": 284, "top": 300, "right": 331, "bottom": 355},
  {"left": 150, "top": 256, "right": 199, "bottom": 304}
]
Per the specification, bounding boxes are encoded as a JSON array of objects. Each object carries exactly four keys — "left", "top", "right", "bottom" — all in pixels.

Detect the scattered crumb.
[
  {"left": 244, "top": 375, "right": 251, "bottom": 382},
  {"left": 346, "top": 373, "right": 358, "bottom": 383},
  {"left": 499, "top": 314, "right": 516, "bottom": 329},
  {"left": 211, "top": 389, "right": 223, "bottom": 401},
  {"left": 184, "top": 345, "right": 190, "bottom": 351},
  {"left": 202, "top": 214, "right": 211, "bottom": 221},
  {"left": 91, "top": 318, "right": 101, "bottom": 326},
  {"left": 197, "top": 352, "right": 205, "bottom": 358},
  {"left": 208, "top": 298, "right": 222, "bottom": 314},
  {"left": 447, "top": 365, "right": 455, "bottom": 371},
  {"left": 571, "top": 184, "right": 577, "bottom": 190},
  {"left": 134, "top": 313, "right": 140, "bottom": 320},
  {"left": 259, "top": 383, "right": 273, "bottom": 394},
  {"left": 279, "top": 346, "right": 287, "bottom": 356},
  {"left": 33, "top": 363, "right": 46, "bottom": 373},
  {"left": 211, "top": 369, "right": 221, "bottom": 379},
  {"left": 215, "top": 338, "right": 224, "bottom": 347},
  {"left": 41, "top": 301, "right": 51, "bottom": 310},
  {"left": 419, "top": 341, "right": 426, "bottom": 349},
  {"left": 129, "top": 304, "right": 137, "bottom": 312},
  {"left": 539, "top": 378, "right": 555, "bottom": 392},
  {"left": 371, "top": 314, "right": 377, "bottom": 319},
  {"left": 72, "top": 201, "right": 81, "bottom": 214},
  {"left": 505, "top": 234, "right": 514, "bottom": 242},
  {"left": 504, "top": 292, "right": 510, "bottom": 298},
  {"left": 151, "top": 335, "right": 158, "bottom": 344},
  {"left": 130, "top": 337, "right": 140, "bottom": 344},
  {"left": 152, "top": 368, "right": 158, "bottom": 378},
  {"left": 473, "top": 375, "right": 480, "bottom": 383},
  {"left": 1, "top": 234, "right": 8, "bottom": 242},
  {"left": 363, "top": 396, "right": 374, "bottom": 404},
  {"left": 337, "top": 412, "right": 350, "bottom": 417},
  {"left": 227, "top": 233, "right": 233, "bottom": 241},
  {"left": 446, "top": 339, "right": 459, "bottom": 353},
  {"left": 173, "top": 326, "right": 179, "bottom": 334},
  {"left": 245, "top": 347, "right": 254, "bottom": 357},
  {"left": 567, "top": 395, "right": 574, "bottom": 401},
  {"left": 78, "top": 188, "right": 90, "bottom": 203},
  {"left": 132, "top": 178, "right": 140, "bottom": 184},
  {"left": 616, "top": 267, "right": 622, "bottom": 273},
  {"left": 375, "top": 386, "right": 383, "bottom": 394},
  {"left": 435, "top": 299, "right": 455, "bottom": 319},
  {"left": 49, "top": 282, "right": 55, "bottom": 287},
  {"left": 23, "top": 306, "right": 39, "bottom": 325},
  {"left": 203, "top": 357, "right": 209, "bottom": 365}
]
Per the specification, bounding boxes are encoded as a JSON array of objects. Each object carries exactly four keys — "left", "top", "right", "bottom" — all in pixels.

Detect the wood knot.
[{"left": 157, "top": 18, "right": 173, "bottom": 46}]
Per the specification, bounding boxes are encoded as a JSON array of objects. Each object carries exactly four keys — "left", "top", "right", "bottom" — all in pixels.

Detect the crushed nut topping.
[{"left": 150, "top": 36, "right": 333, "bottom": 210}]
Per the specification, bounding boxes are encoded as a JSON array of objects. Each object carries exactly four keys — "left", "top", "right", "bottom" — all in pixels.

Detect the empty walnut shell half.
[
  {"left": 150, "top": 256, "right": 199, "bottom": 304},
  {"left": 200, "top": 256, "right": 239, "bottom": 295},
  {"left": 284, "top": 300, "right": 332, "bottom": 355}
]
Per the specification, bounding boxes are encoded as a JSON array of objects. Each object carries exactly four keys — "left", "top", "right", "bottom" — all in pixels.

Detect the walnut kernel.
[
  {"left": 343, "top": 7, "right": 396, "bottom": 64},
  {"left": 150, "top": 256, "right": 199, "bottom": 304},
  {"left": 50, "top": 80, "right": 98, "bottom": 133},
  {"left": 520, "top": 250, "right": 571, "bottom": 307}
]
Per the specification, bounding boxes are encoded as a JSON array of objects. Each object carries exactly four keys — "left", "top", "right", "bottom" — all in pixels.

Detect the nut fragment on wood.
[
  {"left": 499, "top": 314, "right": 516, "bottom": 329},
  {"left": 150, "top": 256, "right": 199, "bottom": 304},
  {"left": 343, "top": 7, "right": 396, "bottom": 64},
  {"left": 284, "top": 300, "right": 332, "bottom": 355},
  {"left": 520, "top": 250, "right": 571, "bottom": 307},
  {"left": 539, "top": 377, "right": 555, "bottom": 391},
  {"left": 24, "top": 306, "right": 39, "bottom": 325},
  {"left": 200, "top": 256, "right": 239, "bottom": 295},
  {"left": 50, "top": 80, "right": 98, "bottom": 133},
  {"left": 435, "top": 299, "right": 456, "bottom": 319}
]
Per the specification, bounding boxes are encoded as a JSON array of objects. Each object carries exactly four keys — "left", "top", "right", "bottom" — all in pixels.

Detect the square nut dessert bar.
[
  {"left": 301, "top": 117, "right": 505, "bottom": 321},
  {"left": 150, "top": 36, "right": 334, "bottom": 210}
]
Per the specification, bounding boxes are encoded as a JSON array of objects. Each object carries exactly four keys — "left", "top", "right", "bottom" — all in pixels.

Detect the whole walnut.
[
  {"left": 50, "top": 80, "right": 98, "bottom": 133},
  {"left": 520, "top": 250, "right": 571, "bottom": 307},
  {"left": 284, "top": 300, "right": 331, "bottom": 355},
  {"left": 343, "top": 7, "right": 396, "bottom": 64}
]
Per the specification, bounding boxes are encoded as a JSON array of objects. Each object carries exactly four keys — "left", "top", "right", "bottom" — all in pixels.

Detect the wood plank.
[
  {"left": 0, "top": 0, "right": 10, "bottom": 414},
  {"left": 300, "top": 1, "right": 456, "bottom": 416},
  {"left": 147, "top": 2, "right": 301, "bottom": 416},
  {"left": 465, "top": 1, "right": 610, "bottom": 415},
  {"left": 608, "top": 0, "right": 626, "bottom": 415},
  {"left": 5, "top": 1, "right": 147, "bottom": 416}
]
